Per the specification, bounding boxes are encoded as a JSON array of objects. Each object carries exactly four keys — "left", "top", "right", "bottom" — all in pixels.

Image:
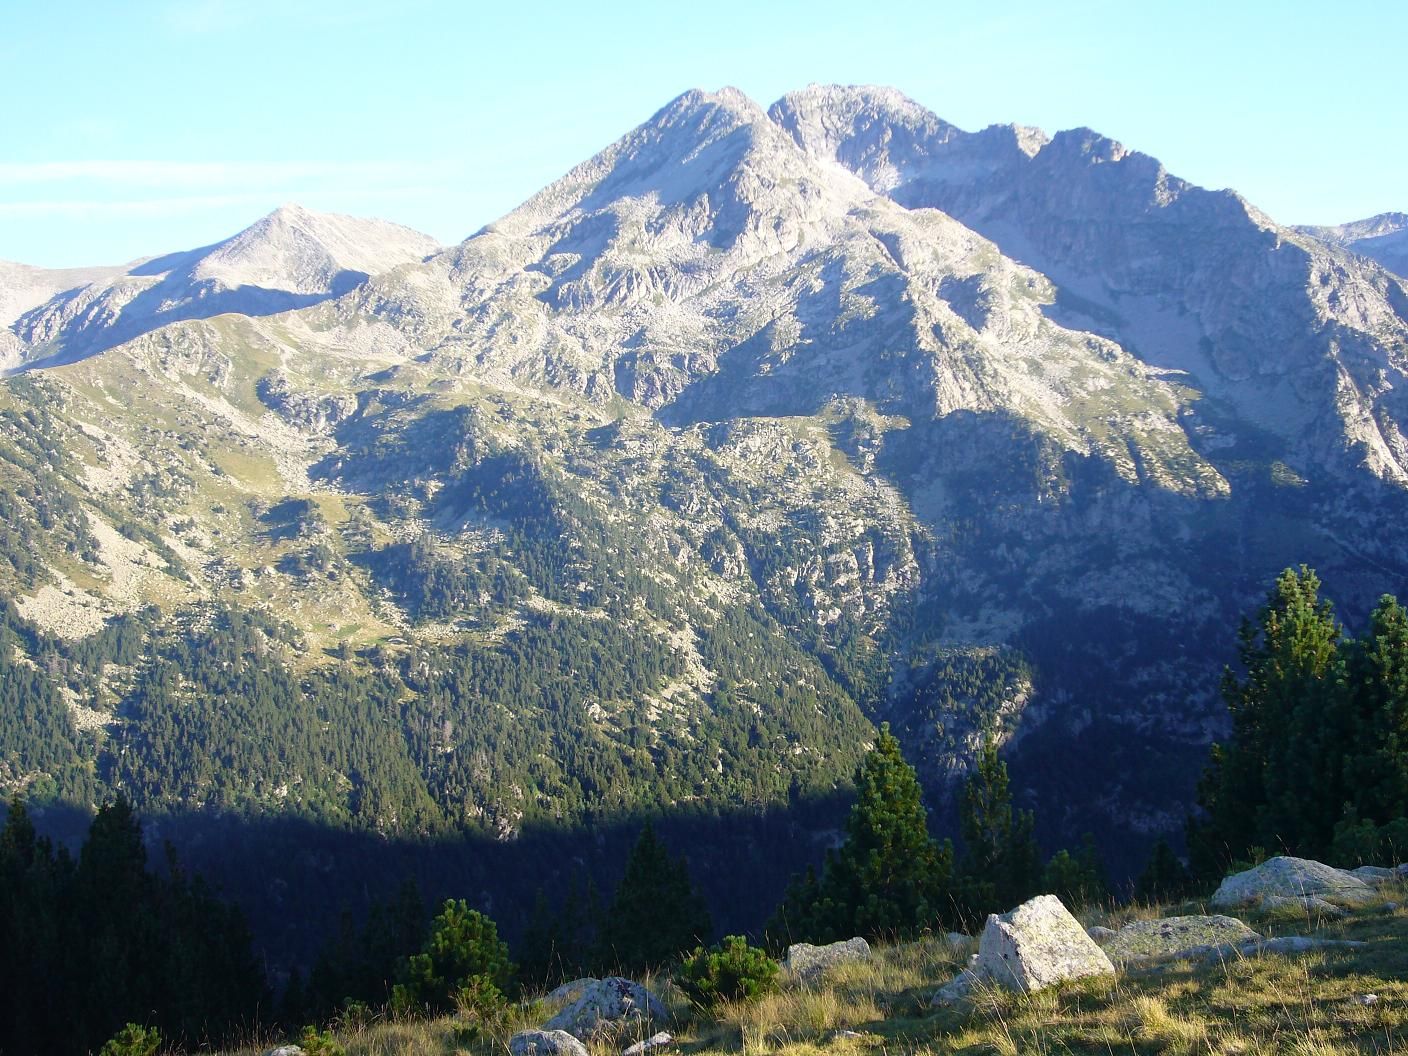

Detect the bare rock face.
[
  {"left": 542, "top": 977, "right": 668, "bottom": 1040},
  {"left": 1210, "top": 857, "right": 1377, "bottom": 911},
  {"left": 974, "top": 895, "right": 1116, "bottom": 993},
  {"left": 1102, "top": 915, "right": 1260, "bottom": 965},
  {"left": 510, "top": 1030, "right": 590, "bottom": 1056},
  {"left": 256, "top": 372, "right": 358, "bottom": 433},
  {"left": 783, "top": 936, "right": 871, "bottom": 982}
]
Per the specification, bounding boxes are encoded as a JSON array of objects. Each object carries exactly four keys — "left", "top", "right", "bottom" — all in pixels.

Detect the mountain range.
[{"left": 2, "top": 86, "right": 1407, "bottom": 940}]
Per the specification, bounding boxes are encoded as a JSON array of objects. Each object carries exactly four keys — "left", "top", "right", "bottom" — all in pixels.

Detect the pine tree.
[
  {"left": 1345, "top": 596, "right": 1408, "bottom": 828},
  {"left": 598, "top": 822, "right": 712, "bottom": 972},
  {"left": 394, "top": 899, "right": 514, "bottom": 1015},
  {"left": 772, "top": 724, "right": 954, "bottom": 942},
  {"left": 1193, "top": 567, "right": 1346, "bottom": 869},
  {"left": 955, "top": 738, "right": 1040, "bottom": 921},
  {"left": 1041, "top": 834, "right": 1106, "bottom": 909}
]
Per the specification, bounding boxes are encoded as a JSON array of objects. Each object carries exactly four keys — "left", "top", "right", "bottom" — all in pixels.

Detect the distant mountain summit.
[
  {"left": 1297, "top": 212, "right": 1408, "bottom": 279},
  {"left": 6, "top": 204, "right": 439, "bottom": 369}
]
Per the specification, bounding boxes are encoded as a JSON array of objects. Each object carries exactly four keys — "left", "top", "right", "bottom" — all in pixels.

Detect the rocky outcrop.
[
  {"left": 1102, "top": 915, "right": 1260, "bottom": 965},
  {"left": 510, "top": 1030, "right": 590, "bottom": 1056},
  {"left": 933, "top": 895, "right": 1113, "bottom": 1002},
  {"left": 257, "top": 372, "right": 358, "bottom": 432},
  {"left": 784, "top": 937, "right": 871, "bottom": 982},
  {"left": 542, "top": 976, "right": 668, "bottom": 1040},
  {"left": 1210, "top": 857, "right": 1378, "bottom": 911}
]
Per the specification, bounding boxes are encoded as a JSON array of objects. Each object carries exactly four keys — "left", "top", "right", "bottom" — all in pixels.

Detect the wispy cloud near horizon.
[
  {"left": 0, "top": 186, "right": 452, "bottom": 220},
  {"left": 0, "top": 159, "right": 456, "bottom": 189}
]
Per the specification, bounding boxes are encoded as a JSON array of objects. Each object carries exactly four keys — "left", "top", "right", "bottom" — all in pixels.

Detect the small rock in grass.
[
  {"left": 511, "top": 1030, "right": 590, "bottom": 1056},
  {"left": 623, "top": 1031, "right": 674, "bottom": 1055}
]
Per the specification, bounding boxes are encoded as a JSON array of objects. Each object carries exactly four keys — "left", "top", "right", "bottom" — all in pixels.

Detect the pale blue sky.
[{"left": 2, "top": 0, "right": 1403, "bottom": 267}]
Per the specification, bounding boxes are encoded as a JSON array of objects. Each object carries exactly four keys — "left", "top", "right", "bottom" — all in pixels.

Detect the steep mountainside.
[
  {"left": 2, "top": 86, "right": 1408, "bottom": 951},
  {"left": 6, "top": 204, "right": 439, "bottom": 368},
  {"left": 1298, "top": 212, "right": 1408, "bottom": 280}
]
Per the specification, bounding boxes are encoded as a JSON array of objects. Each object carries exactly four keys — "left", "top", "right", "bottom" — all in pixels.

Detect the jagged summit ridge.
[{"left": 1298, "top": 212, "right": 1408, "bottom": 278}]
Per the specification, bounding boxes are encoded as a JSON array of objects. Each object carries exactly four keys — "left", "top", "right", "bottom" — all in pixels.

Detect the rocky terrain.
[
  {"left": 1298, "top": 211, "right": 1408, "bottom": 279},
  {"left": 2, "top": 84, "right": 1408, "bottom": 891}
]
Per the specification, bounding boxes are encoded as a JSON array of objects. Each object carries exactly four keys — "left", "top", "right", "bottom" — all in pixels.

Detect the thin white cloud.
[
  {"left": 0, "top": 186, "right": 452, "bottom": 219},
  {"left": 0, "top": 160, "right": 455, "bottom": 188}
]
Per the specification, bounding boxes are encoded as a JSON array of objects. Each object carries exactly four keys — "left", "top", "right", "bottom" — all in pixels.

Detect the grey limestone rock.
[
  {"left": 622, "top": 1031, "right": 674, "bottom": 1055},
  {"left": 976, "top": 894, "right": 1115, "bottom": 993},
  {"left": 1102, "top": 915, "right": 1260, "bottom": 964},
  {"left": 1351, "top": 865, "right": 1400, "bottom": 887},
  {"left": 1211, "top": 857, "right": 1376, "bottom": 911},
  {"left": 544, "top": 977, "right": 598, "bottom": 1007},
  {"left": 932, "top": 894, "right": 1113, "bottom": 1003},
  {"left": 510, "top": 1030, "right": 590, "bottom": 1056},
  {"left": 930, "top": 967, "right": 980, "bottom": 1006},
  {"left": 784, "top": 936, "right": 871, "bottom": 982},
  {"left": 542, "top": 977, "right": 667, "bottom": 1040}
]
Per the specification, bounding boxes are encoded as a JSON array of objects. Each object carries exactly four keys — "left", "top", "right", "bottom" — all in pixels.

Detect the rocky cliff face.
[{"left": 2, "top": 85, "right": 1407, "bottom": 869}]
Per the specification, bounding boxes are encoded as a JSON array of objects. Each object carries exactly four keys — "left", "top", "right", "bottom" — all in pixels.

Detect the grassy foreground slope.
[{"left": 223, "top": 889, "right": 1408, "bottom": 1056}]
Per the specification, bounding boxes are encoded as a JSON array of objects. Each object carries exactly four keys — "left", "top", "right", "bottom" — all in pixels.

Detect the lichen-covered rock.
[
  {"left": 1351, "top": 865, "right": 1399, "bottom": 887},
  {"left": 542, "top": 977, "right": 667, "bottom": 1040},
  {"left": 510, "top": 1030, "right": 590, "bottom": 1056},
  {"left": 1211, "top": 857, "right": 1376, "bottom": 910},
  {"left": 784, "top": 936, "right": 871, "bottom": 981},
  {"left": 1250, "top": 936, "right": 1367, "bottom": 955},
  {"left": 1102, "top": 915, "right": 1260, "bottom": 964},
  {"left": 544, "top": 977, "right": 598, "bottom": 1007},
  {"left": 974, "top": 894, "right": 1114, "bottom": 994},
  {"left": 930, "top": 967, "right": 980, "bottom": 1006}
]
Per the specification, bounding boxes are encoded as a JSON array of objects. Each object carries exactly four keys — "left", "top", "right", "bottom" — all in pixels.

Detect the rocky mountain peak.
[
  {"left": 769, "top": 84, "right": 960, "bottom": 192},
  {"left": 192, "top": 203, "right": 440, "bottom": 294},
  {"left": 7, "top": 205, "right": 439, "bottom": 367}
]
